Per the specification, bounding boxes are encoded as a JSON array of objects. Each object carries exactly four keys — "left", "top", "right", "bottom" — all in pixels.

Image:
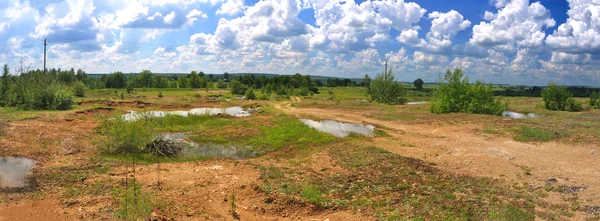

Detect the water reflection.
[
  {"left": 299, "top": 119, "right": 375, "bottom": 138},
  {"left": 0, "top": 156, "right": 36, "bottom": 188},
  {"left": 502, "top": 111, "right": 541, "bottom": 119},
  {"left": 123, "top": 106, "right": 252, "bottom": 121}
]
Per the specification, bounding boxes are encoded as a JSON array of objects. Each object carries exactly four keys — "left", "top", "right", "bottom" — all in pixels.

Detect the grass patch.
[
  {"left": 301, "top": 184, "right": 325, "bottom": 205},
  {"left": 246, "top": 114, "right": 336, "bottom": 151},
  {"left": 481, "top": 126, "right": 500, "bottom": 134},
  {"left": 513, "top": 126, "right": 553, "bottom": 142},
  {"left": 114, "top": 182, "right": 168, "bottom": 220}
]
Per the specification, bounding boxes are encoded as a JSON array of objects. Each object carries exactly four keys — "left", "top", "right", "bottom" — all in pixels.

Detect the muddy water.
[
  {"left": 0, "top": 157, "right": 36, "bottom": 188},
  {"left": 299, "top": 119, "right": 375, "bottom": 138},
  {"left": 160, "top": 133, "right": 258, "bottom": 159},
  {"left": 502, "top": 111, "right": 541, "bottom": 119},
  {"left": 123, "top": 106, "right": 252, "bottom": 121}
]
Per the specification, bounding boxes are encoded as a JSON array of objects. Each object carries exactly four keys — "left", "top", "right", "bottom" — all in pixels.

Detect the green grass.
[
  {"left": 301, "top": 184, "right": 325, "bottom": 205},
  {"left": 513, "top": 126, "right": 553, "bottom": 142},
  {"left": 114, "top": 182, "right": 168, "bottom": 221},
  {"left": 246, "top": 114, "right": 336, "bottom": 151}
]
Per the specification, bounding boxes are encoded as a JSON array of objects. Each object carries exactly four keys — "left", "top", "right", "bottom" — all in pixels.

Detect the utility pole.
[
  {"left": 43, "top": 38, "right": 47, "bottom": 74},
  {"left": 384, "top": 60, "right": 388, "bottom": 74}
]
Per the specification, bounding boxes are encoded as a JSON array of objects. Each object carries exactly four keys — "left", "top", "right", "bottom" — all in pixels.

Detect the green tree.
[
  {"left": 363, "top": 74, "right": 371, "bottom": 93},
  {"left": 589, "top": 92, "right": 599, "bottom": 108},
  {"left": 414, "top": 78, "right": 424, "bottom": 90},
  {"left": 137, "top": 70, "right": 154, "bottom": 88},
  {"left": 223, "top": 72, "right": 230, "bottom": 82},
  {"left": 0, "top": 64, "right": 10, "bottom": 106},
  {"left": 189, "top": 71, "right": 200, "bottom": 88},
  {"left": 230, "top": 79, "right": 247, "bottom": 95},
  {"left": 177, "top": 76, "right": 189, "bottom": 88},
  {"left": 368, "top": 68, "right": 406, "bottom": 105},
  {"left": 76, "top": 68, "right": 87, "bottom": 81}
]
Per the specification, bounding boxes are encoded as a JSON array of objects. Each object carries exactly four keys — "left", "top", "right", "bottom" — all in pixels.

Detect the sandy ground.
[
  {"left": 0, "top": 98, "right": 598, "bottom": 220},
  {"left": 276, "top": 97, "right": 600, "bottom": 218}
]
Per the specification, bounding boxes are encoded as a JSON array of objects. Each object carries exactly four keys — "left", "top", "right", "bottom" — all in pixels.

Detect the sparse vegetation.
[{"left": 99, "top": 114, "right": 157, "bottom": 154}]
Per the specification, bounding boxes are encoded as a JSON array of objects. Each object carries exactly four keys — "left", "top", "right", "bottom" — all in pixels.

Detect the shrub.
[
  {"left": 73, "top": 81, "right": 85, "bottom": 97},
  {"left": 158, "top": 91, "right": 163, "bottom": 98},
  {"left": 258, "top": 93, "right": 270, "bottom": 100},
  {"left": 298, "top": 87, "right": 310, "bottom": 96},
  {"left": 368, "top": 69, "right": 406, "bottom": 105},
  {"left": 54, "top": 89, "right": 74, "bottom": 110},
  {"left": 590, "top": 92, "right": 599, "bottom": 109},
  {"left": 230, "top": 80, "right": 248, "bottom": 95},
  {"left": 541, "top": 83, "right": 577, "bottom": 111},
  {"left": 126, "top": 83, "right": 134, "bottom": 94},
  {"left": 430, "top": 68, "right": 506, "bottom": 115},
  {"left": 217, "top": 80, "right": 227, "bottom": 89},
  {"left": 566, "top": 97, "right": 583, "bottom": 112},
  {"left": 245, "top": 89, "right": 256, "bottom": 100}
]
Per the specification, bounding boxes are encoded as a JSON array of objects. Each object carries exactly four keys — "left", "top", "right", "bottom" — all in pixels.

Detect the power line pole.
[
  {"left": 384, "top": 60, "right": 388, "bottom": 74},
  {"left": 43, "top": 38, "right": 47, "bottom": 74}
]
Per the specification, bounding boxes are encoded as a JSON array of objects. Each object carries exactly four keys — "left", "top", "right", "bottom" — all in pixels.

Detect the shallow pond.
[
  {"left": 502, "top": 111, "right": 541, "bottom": 119},
  {"left": 123, "top": 106, "right": 252, "bottom": 121},
  {"left": 0, "top": 157, "right": 36, "bottom": 188},
  {"left": 299, "top": 119, "right": 375, "bottom": 138},
  {"left": 406, "top": 101, "right": 428, "bottom": 105},
  {"left": 159, "top": 133, "right": 258, "bottom": 159}
]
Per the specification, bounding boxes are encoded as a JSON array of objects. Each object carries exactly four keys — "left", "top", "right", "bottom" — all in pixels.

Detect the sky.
[{"left": 0, "top": 0, "right": 599, "bottom": 86}]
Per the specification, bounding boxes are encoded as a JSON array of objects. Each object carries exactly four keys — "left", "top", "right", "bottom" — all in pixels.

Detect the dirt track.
[{"left": 276, "top": 97, "right": 600, "bottom": 216}]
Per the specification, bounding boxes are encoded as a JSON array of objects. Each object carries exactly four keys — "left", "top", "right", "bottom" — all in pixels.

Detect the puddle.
[
  {"left": 502, "top": 111, "right": 541, "bottom": 119},
  {"left": 406, "top": 101, "right": 428, "bottom": 105},
  {"left": 0, "top": 157, "right": 36, "bottom": 188},
  {"left": 299, "top": 119, "right": 374, "bottom": 138},
  {"left": 123, "top": 106, "right": 252, "bottom": 121},
  {"left": 160, "top": 133, "right": 259, "bottom": 159}
]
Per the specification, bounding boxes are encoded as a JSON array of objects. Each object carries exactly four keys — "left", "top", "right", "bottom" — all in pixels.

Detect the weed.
[
  {"left": 115, "top": 182, "right": 161, "bottom": 220},
  {"left": 301, "top": 184, "right": 324, "bottom": 205},
  {"left": 513, "top": 126, "right": 553, "bottom": 142}
]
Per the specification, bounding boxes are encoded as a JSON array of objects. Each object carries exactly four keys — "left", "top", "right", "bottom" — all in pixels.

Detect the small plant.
[
  {"left": 231, "top": 191, "right": 240, "bottom": 220},
  {"left": 245, "top": 89, "right": 256, "bottom": 100},
  {"left": 120, "top": 92, "right": 125, "bottom": 100},
  {"left": 126, "top": 84, "right": 134, "bottom": 94},
  {"left": 301, "top": 184, "right": 324, "bottom": 205},
  {"left": 158, "top": 91, "right": 163, "bottom": 98}
]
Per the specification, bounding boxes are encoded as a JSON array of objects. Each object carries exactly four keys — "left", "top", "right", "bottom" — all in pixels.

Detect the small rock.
[
  {"left": 591, "top": 150, "right": 597, "bottom": 156},
  {"left": 547, "top": 177, "right": 557, "bottom": 183}
]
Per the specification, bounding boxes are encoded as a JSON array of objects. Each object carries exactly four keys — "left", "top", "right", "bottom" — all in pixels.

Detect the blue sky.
[{"left": 0, "top": 0, "right": 599, "bottom": 86}]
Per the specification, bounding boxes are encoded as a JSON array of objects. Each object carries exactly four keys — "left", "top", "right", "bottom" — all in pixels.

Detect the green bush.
[
  {"left": 73, "top": 81, "right": 86, "bottom": 97},
  {"left": 368, "top": 69, "right": 406, "bottom": 105},
  {"left": 245, "top": 89, "right": 256, "bottom": 100},
  {"left": 54, "top": 89, "right": 74, "bottom": 110},
  {"left": 541, "top": 83, "right": 580, "bottom": 111},
  {"left": 590, "top": 92, "right": 599, "bottom": 109},
  {"left": 298, "top": 87, "right": 310, "bottom": 96},
  {"left": 430, "top": 68, "right": 506, "bottom": 115},
  {"left": 258, "top": 93, "right": 270, "bottom": 100},
  {"left": 566, "top": 97, "right": 582, "bottom": 112},
  {"left": 229, "top": 80, "right": 247, "bottom": 95}
]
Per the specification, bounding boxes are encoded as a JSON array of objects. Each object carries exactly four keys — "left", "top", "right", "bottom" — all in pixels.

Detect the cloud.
[
  {"left": 425, "top": 10, "right": 471, "bottom": 52},
  {"left": 545, "top": 0, "right": 600, "bottom": 54},
  {"left": 216, "top": 0, "right": 245, "bottom": 16},
  {"left": 470, "top": 0, "right": 555, "bottom": 50}
]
